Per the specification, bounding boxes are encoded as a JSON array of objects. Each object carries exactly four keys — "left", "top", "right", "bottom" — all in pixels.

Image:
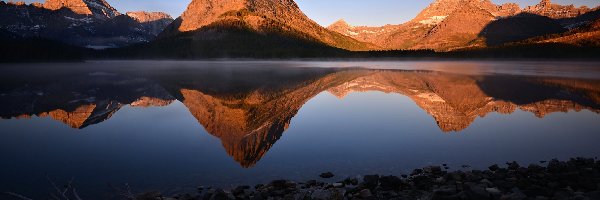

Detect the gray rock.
[
  {"left": 489, "top": 164, "right": 500, "bottom": 171},
  {"left": 485, "top": 187, "right": 502, "bottom": 196},
  {"left": 435, "top": 177, "right": 445, "bottom": 184},
  {"left": 310, "top": 189, "right": 332, "bottom": 200},
  {"left": 500, "top": 188, "right": 526, "bottom": 200},
  {"left": 507, "top": 161, "right": 520, "bottom": 170},
  {"left": 464, "top": 182, "right": 489, "bottom": 199},
  {"left": 320, "top": 172, "right": 334, "bottom": 179},
  {"left": 363, "top": 175, "right": 379, "bottom": 188},
  {"left": 359, "top": 189, "right": 372, "bottom": 198},
  {"left": 588, "top": 191, "right": 600, "bottom": 199},
  {"left": 331, "top": 188, "right": 346, "bottom": 199},
  {"left": 424, "top": 166, "right": 443, "bottom": 174},
  {"left": 480, "top": 179, "right": 493, "bottom": 187}
]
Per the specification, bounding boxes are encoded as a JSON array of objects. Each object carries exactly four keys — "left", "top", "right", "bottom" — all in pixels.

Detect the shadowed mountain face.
[
  {"left": 0, "top": 1, "right": 173, "bottom": 48},
  {"left": 479, "top": 13, "right": 566, "bottom": 46},
  {"left": 2, "top": 66, "right": 599, "bottom": 167}
]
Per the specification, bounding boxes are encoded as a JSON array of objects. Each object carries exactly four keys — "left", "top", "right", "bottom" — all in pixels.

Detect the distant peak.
[
  {"left": 43, "top": 0, "right": 120, "bottom": 19},
  {"left": 540, "top": 0, "right": 552, "bottom": 6},
  {"left": 329, "top": 19, "right": 351, "bottom": 27},
  {"left": 335, "top": 19, "right": 348, "bottom": 24},
  {"left": 126, "top": 11, "right": 173, "bottom": 23}
]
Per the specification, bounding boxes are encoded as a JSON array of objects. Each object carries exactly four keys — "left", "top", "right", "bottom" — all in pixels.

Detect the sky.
[{"left": 19, "top": 0, "right": 600, "bottom": 26}]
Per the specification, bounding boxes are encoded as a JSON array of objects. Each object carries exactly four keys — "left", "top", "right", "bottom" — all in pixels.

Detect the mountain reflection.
[{"left": 1, "top": 67, "right": 599, "bottom": 167}]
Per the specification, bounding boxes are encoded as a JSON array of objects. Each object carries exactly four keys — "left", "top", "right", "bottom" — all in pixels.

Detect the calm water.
[{"left": 1, "top": 61, "right": 600, "bottom": 199}]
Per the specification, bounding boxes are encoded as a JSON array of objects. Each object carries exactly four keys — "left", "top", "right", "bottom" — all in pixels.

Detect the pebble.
[
  {"left": 133, "top": 157, "right": 600, "bottom": 200},
  {"left": 359, "top": 189, "right": 372, "bottom": 198},
  {"left": 319, "top": 172, "right": 334, "bottom": 179}
]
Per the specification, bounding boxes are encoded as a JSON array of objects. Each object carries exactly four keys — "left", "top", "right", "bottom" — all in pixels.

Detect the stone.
[
  {"left": 507, "top": 161, "right": 520, "bottom": 170},
  {"left": 310, "top": 189, "right": 332, "bottom": 200},
  {"left": 270, "top": 180, "right": 287, "bottom": 189},
  {"left": 489, "top": 164, "right": 500, "bottom": 171},
  {"left": 480, "top": 179, "right": 493, "bottom": 187},
  {"left": 232, "top": 185, "right": 250, "bottom": 196},
  {"left": 413, "top": 175, "right": 434, "bottom": 190},
  {"left": 379, "top": 176, "right": 402, "bottom": 191},
  {"left": 486, "top": 187, "right": 502, "bottom": 196},
  {"left": 359, "top": 189, "right": 373, "bottom": 198},
  {"left": 435, "top": 177, "right": 446, "bottom": 184},
  {"left": 343, "top": 178, "right": 359, "bottom": 186},
  {"left": 319, "top": 172, "right": 334, "bottom": 179},
  {"left": 210, "top": 189, "right": 229, "bottom": 200},
  {"left": 412, "top": 169, "right": 424, "bottom": 176},
  {"left": 363, "top": 175, "right": 380, "bottom": 188},
  {"left": 464, "top": 182, "right": 489, "bottom": 199},
  {"left": 331, "top": 188, "right": 347, "bottom": 199},
  {"left": 424, "top": 166, "right": 443, "bottom": 174}
]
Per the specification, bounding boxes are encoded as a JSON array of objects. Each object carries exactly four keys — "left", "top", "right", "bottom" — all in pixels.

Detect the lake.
[{"left": 1, "top": 60, "right": 599, "bottom": 199}]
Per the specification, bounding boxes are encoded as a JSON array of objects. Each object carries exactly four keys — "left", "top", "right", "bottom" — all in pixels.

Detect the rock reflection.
[{"left": 1, "top": 67, "right": 599, "bottom": 167}]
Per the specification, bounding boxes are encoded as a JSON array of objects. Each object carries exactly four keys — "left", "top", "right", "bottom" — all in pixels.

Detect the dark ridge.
[
  {"left": 0, "top": 1, "right": 172, "bottom": 48},
  {"left": 479, "top": 13, "right": 566, "bottom": 46},
  {"left": 0, "top": 35, "right": 84, "bottom": 62},
  {"left": 103, "top": 18, "right": 350, "bottom": 59}
]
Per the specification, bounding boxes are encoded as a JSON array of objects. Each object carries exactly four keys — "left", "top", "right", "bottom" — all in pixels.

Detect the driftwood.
[
  {"left": 46, "top": 175, "right": 83, "bottom": 200},
  {"left": 5, "top": 176, "right": 138, "bottom": 200},
  {"left": 3, "top": 192, "right": 33, "bottom": 200},
  {"left": 109, "top": 183, "right": 136, "bottom": 200}
]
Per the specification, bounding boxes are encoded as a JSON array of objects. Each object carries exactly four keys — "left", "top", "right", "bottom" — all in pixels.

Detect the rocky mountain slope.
[
  {"left": 0, "top": 0, "right": 173, "bottom": 48},
  {"left": 327, "top": 0, "right": 598, "bottom": 51},
  {"left": 523, "top": 0, "right": 591, "bottom": 19},
  {"left": 146, "top": 0, "right": 375, "bottom": 57},
  {"left": 519, "top": 18, "right": 600, "bottom": 46},
  {"left": 43, "top": 0, "right": 120, "bottom": 20},
  {"left": 126, "top": 11, "right": 174, "bottom": 36}
]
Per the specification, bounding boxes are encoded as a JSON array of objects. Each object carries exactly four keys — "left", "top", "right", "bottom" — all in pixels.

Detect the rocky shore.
[{"left": 138, "top": 157, "right": 600, "bottom": 200}]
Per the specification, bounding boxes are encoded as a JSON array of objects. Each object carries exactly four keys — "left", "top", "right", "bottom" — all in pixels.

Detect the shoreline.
[{"left": 131, "top": 157, "right": 600, "bottom": 200}]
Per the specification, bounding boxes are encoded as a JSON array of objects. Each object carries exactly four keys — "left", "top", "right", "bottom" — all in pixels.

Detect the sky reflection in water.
[{"left": 0, "top": 61, "right": 599, "bottom": 199}]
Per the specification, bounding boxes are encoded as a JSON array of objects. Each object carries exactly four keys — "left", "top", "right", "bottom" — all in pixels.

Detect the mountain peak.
[
  {"left": 524, "top": 0, "right": 591, "bottom": 18},
  {"left": 126, "top": 11, "right": 173, "bottom": 23},
  {"left": 540, "top": 0, "right": 552, "bottom": 7},
  {"left": 328, "top": 19, "right": 352, "bottom": 29},
  {"left": 178, "top": 0, "right": 308, "bottom": 32},
  {"left": 413, "top": 0, "right": 464, "bottom": 25},
  {"left": 43, "top": 0, "right": 120, "bottom": 20},
  {"left": 167, "top": 0, "right": 375, "bottom": 51}
]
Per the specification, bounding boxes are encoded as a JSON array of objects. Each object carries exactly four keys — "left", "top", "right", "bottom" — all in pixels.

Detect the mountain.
[
  {"left": 126, "top": 11, "right": 174, "bottom": 36},
  {"left": 326, "top": 19, "right": 402, "bottom": 46},
  {"left": 0, "top": 0, "right": 173, "bottom": 48},
  {"left": 412, "top": 0, "right": 498, "bottom": 50},
  {"left": 518, "top": 17, "right": 600, "bottom": 46},
  {"left": 327, "top": 0, "right": 598, "bottom": 51},
  {"left": 43, "top": 0, "right": 120, "bottom": 20},
  {"left": 175, "top": 0, "right": 373, "bottom": 50},
  {"left": 523, "top": 0, "right": 591, "bottom": 19},
  {"left": 135, "top": 0, "right": 375, "bottom": 58}
]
